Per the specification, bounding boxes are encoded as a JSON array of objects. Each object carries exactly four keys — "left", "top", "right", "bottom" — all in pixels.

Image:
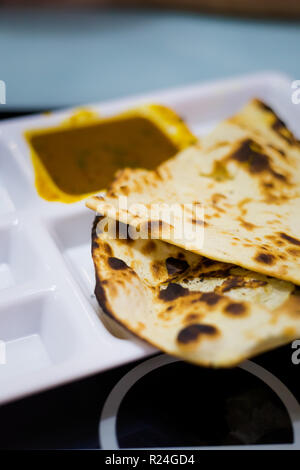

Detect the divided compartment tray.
[{"left": 0, "top": 72, "right": 298, "bottom": 404}]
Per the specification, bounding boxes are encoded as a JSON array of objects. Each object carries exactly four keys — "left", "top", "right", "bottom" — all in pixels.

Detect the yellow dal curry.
[{"left": 25, "top": 105, "right": 195, "bottom": 203}]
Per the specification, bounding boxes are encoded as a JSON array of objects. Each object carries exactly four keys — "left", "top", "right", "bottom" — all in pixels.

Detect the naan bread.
[
  {"left": 92, "top": 216, "right": 300, "bottom": 367},
  {"left": 87, "top": 99, "right": 300, "bottom": 285}
]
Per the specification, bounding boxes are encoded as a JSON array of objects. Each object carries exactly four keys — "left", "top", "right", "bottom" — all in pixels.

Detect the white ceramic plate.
[{"left": 0, "top": 71, "right": 298, "bottom": 404}]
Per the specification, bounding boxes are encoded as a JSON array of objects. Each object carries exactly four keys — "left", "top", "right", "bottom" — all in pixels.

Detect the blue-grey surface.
[{"left": 1, "top": 8, "right": 300, "bottom": 108}]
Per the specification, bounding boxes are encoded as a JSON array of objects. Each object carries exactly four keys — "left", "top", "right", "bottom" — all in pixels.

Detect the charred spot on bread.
[
  {"left": 255, "top": 100, "right": 298, "bottom": 146},
  {"left": 91, "top": 215, "right": 102, "bottom": 250},
  {"left": 215, "top": 276, "right": 267, "bottom": 294},
  {"left": 224, "top": 302, "right": 247, "bottom": 316},
  {"left": 165, "top": 257, "right": 189, "bottom": 275},
  {"left": 151, "top": 260, "right": 165, "bottom": 278},
  {"left": 177, "top": 323, "right": 218, "bottom": 344},
  {"left": 200, "top": 292, "right": 222, "bottom": 306},
  {"left": 108, "top": 257, "right": 129, "bottom": 270},
  {"left": 141, "top": 240, "right": 157, "bottom": 255},
  {"left": 272, "top": 117, "right": 298, "bottom": 146},
  {"left": 254, "top": 252, "right": 276, "bottom": 265},
  {"left": 279, "top": 232, "right": 300, "bottom": 246},
  {"left": 231, "top": 139, "right": 287, "bottom": 182},
  {"left": 94, "top": 276, "right": 114, "bottom": 319},
  {"left": 255, "top": 100, "right": 274, "bottom": 113},
  {"left": 159, "top": 283, "right": 189, "bottom": 301},
  {"left": 103, "top": 243, "right": 113, "bottom": 256}
]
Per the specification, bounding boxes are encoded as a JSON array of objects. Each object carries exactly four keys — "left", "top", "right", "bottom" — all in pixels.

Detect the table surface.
[{"left": 1, "top": 7, "right": 300, "bottom": 109}]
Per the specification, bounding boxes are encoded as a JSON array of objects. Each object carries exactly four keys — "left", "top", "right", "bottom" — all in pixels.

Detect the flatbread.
[
  {"left": 92, "top": 216, "right": 300, "bottom": 367},
  {"left": 87, "top": 99, "right": 300, "bottom": 285}
]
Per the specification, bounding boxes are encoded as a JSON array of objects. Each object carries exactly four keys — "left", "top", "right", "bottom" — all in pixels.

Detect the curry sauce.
[{"left": 25, "top": 105, "right": 196, "bottom": 203}]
